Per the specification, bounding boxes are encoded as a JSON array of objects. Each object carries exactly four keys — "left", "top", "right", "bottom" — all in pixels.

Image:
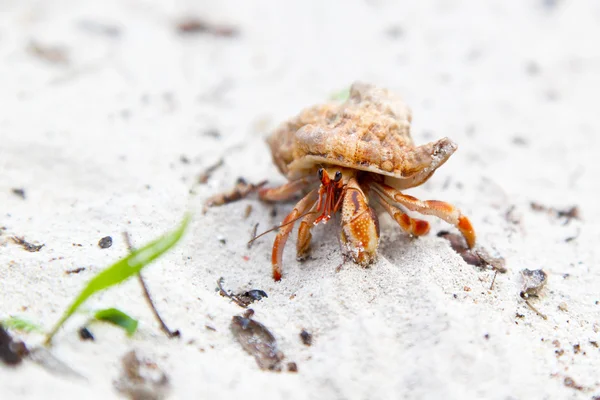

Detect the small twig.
[
  {"left": 216, "top": 277, "right": 248, "bottom": 308},
  {"left": 335, "top": 251, "right": 350, "bottom": 273},
  {"left": 489, "top": 270, "right": 498, "bottom": 291},
  {"left": 123, "top": 232, "right": 180, "bottom": 338},
  {"left": 504, "top": 205, "right": 522, "bottom": 226},
  {"left": 11, "top": 236, "right": 44, "bottom": 252},
  {"left": 244, "top": 204, "right": 253, "bottom": 219},
  {"left": 28, "top": 41, "right": 69, "bottom": 65},
  {"left": 198, "top": 158, "right": 224, "bottom": 184},
  {"left": 530, "top": 202, "right": 581, "bottom": 224},
  {"left": 524, "top": 299, "right": 548, "bottom": 320},
  {"left": 564, "top": 227, "right": 580, "bottom": 243},
  {"left": 247, "top": 209, "right": 316, "bottom": 245},
  {"left": 65, "top": 267, "right": 86, "bottom": 275},
  {"left": 247, "top": 223, "right": 259, "bottom": 249},
  {"left": 205, "top": 178, "right": 267, "bottom": 209},
  {"left": 216, "top": 277, "right": 229, "bottom": 298}
]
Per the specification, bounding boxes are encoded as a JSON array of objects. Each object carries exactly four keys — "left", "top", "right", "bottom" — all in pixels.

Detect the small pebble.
[
  {"left": 98, "top": 236, "right": 113, "bottom": 249},
  {"left": 78, "top": 327, "right": 95, "bottom": 341},
  {"left": 287, "top": 362, "right": 298, "bottom": 373},
  {"left": 300, "top": 329, "right": 313, "bottom": 346}
]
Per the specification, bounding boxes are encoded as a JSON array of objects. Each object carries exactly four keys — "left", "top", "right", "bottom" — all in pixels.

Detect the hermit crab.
[{"left": 208, "top": 83, "right": 476, "bottom": 281}]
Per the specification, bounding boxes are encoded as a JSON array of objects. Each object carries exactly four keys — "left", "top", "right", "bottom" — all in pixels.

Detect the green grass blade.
[
  {"left": 93, "top": 308, "right": 139, "bottom": 336},
  {"left": 45, "top": 214, "right": 190, "bottom": 344},
  {"left": 0, "top": 316, "right": 44, "bottom": 333}
]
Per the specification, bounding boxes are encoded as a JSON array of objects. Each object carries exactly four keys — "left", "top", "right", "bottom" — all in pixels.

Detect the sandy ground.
[{"left": 1, "top": 0, "right": 600, "bottom": 399}]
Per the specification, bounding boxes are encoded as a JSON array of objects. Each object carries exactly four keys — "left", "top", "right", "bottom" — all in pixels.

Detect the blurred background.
[
  {"left": 2, "top": 0, "right": 599, "bottom": 197},
  {"left": 2, "top": 0, "right": 599, "bottom": 245}
]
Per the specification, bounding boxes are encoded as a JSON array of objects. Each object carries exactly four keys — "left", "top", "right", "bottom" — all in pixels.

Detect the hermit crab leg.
[
  {"left": 296, "top": 203, "right": 321, "bottom": 261},
  {"left": 259, "top": 177, "right": 315, "bottom": 202},
  {"left": 372, "top": 182, "right": 476, "bottom": 248},
  {"left": 372, "top": 190, "right": 431, "bottom": 237},
  {"left": 297, "top": 169, "right": 345, "bottom": 261},
  {"left": 272, "top": 189, "right": 319, "bottom": 281}
]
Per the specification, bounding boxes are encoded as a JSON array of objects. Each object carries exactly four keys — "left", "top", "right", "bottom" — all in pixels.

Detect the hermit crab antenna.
[{"left": 247, "top": 210, "right": 318, "bottom": 244}]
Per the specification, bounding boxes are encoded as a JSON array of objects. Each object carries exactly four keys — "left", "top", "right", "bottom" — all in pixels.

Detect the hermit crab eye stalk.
[
  {"left": 334, "top": 171, "right": 342, "bottom": 182},
  {"left": 317, "top": 168, "right": 324, "bottom": 180}
]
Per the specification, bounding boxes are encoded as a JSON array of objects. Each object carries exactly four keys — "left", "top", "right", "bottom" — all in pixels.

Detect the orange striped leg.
[
  {"left": 271, "top": 189, "right": 318, "bottom": 281},
  {"left": 296, "top": 204, "right": 320, "bottom": 261},
  {"left": 373, "top": 191, "right": 430, "bottom": 237},
  {"left": 373, "top": 183, "right": 476, "bottom": 248},
  {"left": 259, "top": 177, "right": 314, "bottom": 202}
]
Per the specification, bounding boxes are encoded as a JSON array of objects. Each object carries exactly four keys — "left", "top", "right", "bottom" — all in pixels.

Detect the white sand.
[{"left": 1, "top": 0, "right": 599, "bottom": 398}]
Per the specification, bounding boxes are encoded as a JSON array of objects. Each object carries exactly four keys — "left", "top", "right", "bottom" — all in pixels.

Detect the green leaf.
[
  {"left": 0, "top": 316, "right": 44, "bottom": 333},
  {"left": 330, "top": 87, "right": 350, "bottom": 102},
  {"left": 45, "top": 214, "right": 190, "bottom": 345},
  {"left": 93, "top": 308, "right": 138, "bottom": 336}
]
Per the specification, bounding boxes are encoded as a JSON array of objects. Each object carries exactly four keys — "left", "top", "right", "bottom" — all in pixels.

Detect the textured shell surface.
[{"left": 267, "top": 82, "right": 457, "bottom": 189}]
